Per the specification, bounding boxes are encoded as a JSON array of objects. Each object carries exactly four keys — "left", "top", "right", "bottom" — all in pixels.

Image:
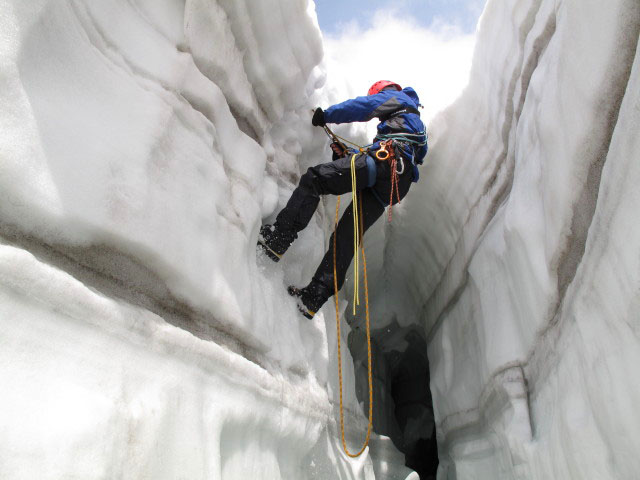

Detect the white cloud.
[{"left": 322, "top": 10, "right": 477, "bottom": 131}]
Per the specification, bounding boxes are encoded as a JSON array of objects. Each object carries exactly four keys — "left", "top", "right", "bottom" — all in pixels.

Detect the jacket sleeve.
[{"left": 323, "top": 94, "right": 386, "bottom": 124}]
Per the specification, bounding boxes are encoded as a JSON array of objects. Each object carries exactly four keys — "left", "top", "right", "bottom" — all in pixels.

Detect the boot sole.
[
  {"left": 287, "top": 286, "right": 315, "bottom": 319},
  {"left": 257, "top": 239, "right": 282, "bottom": 262}
]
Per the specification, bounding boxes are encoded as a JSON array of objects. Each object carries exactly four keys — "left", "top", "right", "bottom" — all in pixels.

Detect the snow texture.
[
  {"left": 351, "top": 0, "right": 640, "bottom": 478},
  {"left": 2, "top": 0, "right": 639, "bottom": 479},
  {"left": 0, "top": 0, "right": 412, "bottom": 478}
]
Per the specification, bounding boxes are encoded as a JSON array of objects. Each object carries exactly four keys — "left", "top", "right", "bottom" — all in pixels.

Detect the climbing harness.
[
  {"left": 321, "top": 126, "right": 411, "bottom": 223},
  {"left": 333, "top": 155, "right": 373, "bottom": 457},
  {"left": 376, "top": 131, "right": 427, "bottom": 145}
]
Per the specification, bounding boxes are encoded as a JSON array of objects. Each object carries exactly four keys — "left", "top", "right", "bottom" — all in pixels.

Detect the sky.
[
  {"left": 315, "top": 0, "right": 486, "bottom": 35},
  {"left": 315, "top": 0, "right": 487, "bottom": 125}
]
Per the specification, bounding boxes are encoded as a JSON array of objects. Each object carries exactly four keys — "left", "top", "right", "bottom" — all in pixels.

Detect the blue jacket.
[{"left": 324, "top": 87, "right": 428, "bottom": 181}]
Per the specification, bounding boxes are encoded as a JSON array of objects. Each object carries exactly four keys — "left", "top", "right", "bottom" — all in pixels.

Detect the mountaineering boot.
[
  {"left": 288, "top": 286, "right": 314, "bottom": 319},
  {"left": 287, "top": 280, "right": 331, "bottom": 319},
  {"left": 257, "top": 224, "right": 295, "bottom": 262}
]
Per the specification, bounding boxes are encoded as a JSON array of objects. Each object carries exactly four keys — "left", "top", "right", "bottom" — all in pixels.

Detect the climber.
[{"left": 258, "top": 80, "right": 428, "bottom": 318}]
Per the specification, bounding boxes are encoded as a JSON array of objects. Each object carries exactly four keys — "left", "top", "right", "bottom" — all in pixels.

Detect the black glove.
[
  {"left": 330, "top": 142, "right": 347, "bottom": 160},
  {"left": 311, "top": 107, "right": 326, "bottom": 127}
]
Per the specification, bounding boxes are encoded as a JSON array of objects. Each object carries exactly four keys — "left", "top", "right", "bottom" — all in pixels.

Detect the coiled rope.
[
  {"left": 326, "top": 123, "right": 426, "bottom": 458},
  {"left": 332, "top": 153, "right": 373, "bottom": 458}
]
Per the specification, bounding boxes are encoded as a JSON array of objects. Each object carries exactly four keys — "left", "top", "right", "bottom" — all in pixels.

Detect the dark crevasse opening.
[{"left": 348, "top": 319, "right": 439, "bottom": 479}]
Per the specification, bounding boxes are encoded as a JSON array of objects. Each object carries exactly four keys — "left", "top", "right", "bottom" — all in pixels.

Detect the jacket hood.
[{"left": 402, "top": 87, "right": 420, "bottom": 107}]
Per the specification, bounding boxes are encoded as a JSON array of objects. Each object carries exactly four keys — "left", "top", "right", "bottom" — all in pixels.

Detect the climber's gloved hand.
[
  {"left": 330, "top": 142, "right": 347, "bottom": 160},
  {"left": 311, "top": 107, "right": 326, "bottom": 127}
]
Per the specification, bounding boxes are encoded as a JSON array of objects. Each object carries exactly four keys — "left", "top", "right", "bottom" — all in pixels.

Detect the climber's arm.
[{"left": 324, "top": 93, "right": 391, "bottom": 124}]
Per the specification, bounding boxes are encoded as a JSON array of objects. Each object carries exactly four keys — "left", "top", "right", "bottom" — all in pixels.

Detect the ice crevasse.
[
  {"left": 0, "top": 1, "right": 639, "bottom": 480},
  {"left": 0, "top": 0, "right": 406, "bottom": 478}
]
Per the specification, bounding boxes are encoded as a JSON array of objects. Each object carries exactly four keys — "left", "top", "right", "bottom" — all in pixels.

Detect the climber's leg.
[
  {"left": 291, "top": 188, "right": 385, "bottom": 316},
  {"left": 259, "top": 153, "right": 374, "bottom": 261}
]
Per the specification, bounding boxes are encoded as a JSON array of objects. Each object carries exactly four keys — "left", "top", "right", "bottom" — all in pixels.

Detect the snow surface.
[
  {"left": 2, "top": 0, "right": 640, "bottom": 479},
  {"left": 348, "top": 0, "right": 640, "bottom": 478},
  {"left": 0, "top": 0, "right": 413, "bottom": 478}
]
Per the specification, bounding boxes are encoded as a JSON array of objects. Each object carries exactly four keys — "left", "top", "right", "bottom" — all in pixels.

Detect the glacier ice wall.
[
  {"left": 0, "top": 1, "right": 413, "bottom": 478},
  {"left": 3, "top": 0, "right": 640, "bottom": 479},
  {"left": 349, "top": 0, "right": 640, "bottom": 478}
]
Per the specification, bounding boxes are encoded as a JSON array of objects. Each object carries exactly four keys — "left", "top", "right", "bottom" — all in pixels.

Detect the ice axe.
[{"left": 311, "top": 108, "right": 350, "bottom": 157}]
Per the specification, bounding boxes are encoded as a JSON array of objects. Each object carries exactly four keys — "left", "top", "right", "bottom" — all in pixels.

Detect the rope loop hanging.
[{"left": 332, "top": 154, "right": 374, "bottom": 458}]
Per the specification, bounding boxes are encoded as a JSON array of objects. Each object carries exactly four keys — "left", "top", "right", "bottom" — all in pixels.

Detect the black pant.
[{"left": 276, "top": 152, "right": 414, "bottom": 306}]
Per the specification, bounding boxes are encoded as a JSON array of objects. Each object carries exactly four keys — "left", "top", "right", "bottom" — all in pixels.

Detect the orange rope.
[
  {"left": 333, "top": 192, "right": 374, "bottom": 458},
  {"left": 387, "top": 145, "right": 401, "bottom": 223}
]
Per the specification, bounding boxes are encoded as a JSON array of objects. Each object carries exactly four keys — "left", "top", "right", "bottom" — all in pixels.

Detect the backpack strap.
[{"left": 378, "top": 106, "right": 420, "bottom": 122}]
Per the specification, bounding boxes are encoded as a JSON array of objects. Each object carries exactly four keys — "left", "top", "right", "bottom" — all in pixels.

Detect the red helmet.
[{"left": 367, "top": 80, "right": 402, "bottom": 96}]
